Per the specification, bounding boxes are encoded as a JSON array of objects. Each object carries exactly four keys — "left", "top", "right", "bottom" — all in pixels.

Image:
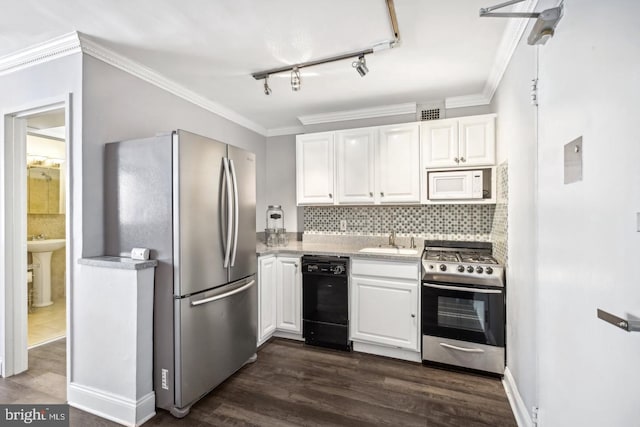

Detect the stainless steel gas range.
[{"left": 421, "top": 240, "right": 505, "bottom": 375}]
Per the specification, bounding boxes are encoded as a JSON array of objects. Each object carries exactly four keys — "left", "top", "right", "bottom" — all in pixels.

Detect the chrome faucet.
[
  {"left": 410, "top": 236, "right": 415, "bottom": 249},
  {"left": 31, "top": 233, "right": 46, "bottom": 241},
  {"left": 388, "top": 230, "right": 396, "bottom": 248}
]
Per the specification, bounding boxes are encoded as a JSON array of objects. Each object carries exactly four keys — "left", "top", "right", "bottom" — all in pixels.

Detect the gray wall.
[
  {"left": 0, "top": 53, "right": 83, "bottom": 371},
  {"left": 81, "top": 55, "right": 267, "bottom": 258},
  {"left": 265, "top": 105, "right": 492, "bottom": 232},
  {"left": 491, "top": 25, "right": 538, "bottom": 419}
]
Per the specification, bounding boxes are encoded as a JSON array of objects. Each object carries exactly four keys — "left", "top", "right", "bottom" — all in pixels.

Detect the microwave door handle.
[
  {"left": 229, "top": 159, "right": 239, "bottom": 267},
  {"left": 423, "top": 283, "right": 502, "bottom": 294},
  {"left": 222, "top": 158, "right": 233, "bottom": 268}
]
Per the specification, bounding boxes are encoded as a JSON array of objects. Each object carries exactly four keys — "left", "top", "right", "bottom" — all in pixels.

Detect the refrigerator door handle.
[
  {"left": 190, "top": 280, "right": 255, "bottom": 306},
  {"left": 229, "top": 159, "right": 239, "bottom": 267},
  {"left": 222, "top": 157, "right": 233, "bottom": 268}
]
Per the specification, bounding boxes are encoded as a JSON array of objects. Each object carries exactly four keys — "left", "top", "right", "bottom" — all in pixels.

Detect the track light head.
[
  {"left": 263, "top": 76, "right": 272, "bottom": 95},
  {"left": 352, "top": 55, "right": 369, "bottom": 77},
  {"left": 291, "top": 67, "right": 301, "bottom": 91}
]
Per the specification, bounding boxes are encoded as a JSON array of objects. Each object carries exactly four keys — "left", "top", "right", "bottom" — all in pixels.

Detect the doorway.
[
  {"left": 25, "top": 110, "right": 67, "bottom": 348},
  {"left": 2, "top": 99, "right": 70, "bottom": 377}
]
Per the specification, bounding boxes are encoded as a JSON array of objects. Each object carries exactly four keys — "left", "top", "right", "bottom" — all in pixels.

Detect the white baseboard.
[
  {"left": 68, "top": 383, "right": 155, "bottom": 426},
  {"left": 353, "top": 341, "right": 422, "bottom": 363},
  {"left": 502, "top": 367, "right": 533, "bottom": 427}
]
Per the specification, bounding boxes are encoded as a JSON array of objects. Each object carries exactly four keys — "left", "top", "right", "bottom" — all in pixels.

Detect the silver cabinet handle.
[
  {"left": 191, "top": 280, "right": 255, "bottom": 306},
  {"left": 454, "top": 157, "right": 459, "bottom": 163},
  {"left": 411, "top": 314, "right": 416, "bottom": 318},
  {"left": 597, "top": 309, "right": 640, "bottom": 332},
  {"left": 229, "top": 159, "right": 239, "bottom": 267},
  {"left": 423, "top": 282, "right": 502, "bottom": 294},
  {"left": 369, "top": 192, "right": 373, "bottom": 197},
  {"left": 329, "top": 193, "right": 333, "bottom": 198},
  {"left": 440, "top": 342, "right": 485, "bottom": 353},
  {"left": 222, "top": 158, "right": 233, "bottom": 268},
  {"left": 380, "top": 192, "right": 384, "bottom": 197},
  {"left": 460, "top": 157, "right": 466, "bottom": 162}
]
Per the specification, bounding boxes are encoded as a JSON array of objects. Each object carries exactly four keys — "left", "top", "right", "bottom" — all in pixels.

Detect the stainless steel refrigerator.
[{"left": 104, "top": 130, "right": 257, "bottom": 417}]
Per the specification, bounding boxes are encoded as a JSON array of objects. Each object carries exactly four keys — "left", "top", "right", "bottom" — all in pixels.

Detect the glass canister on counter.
[{"left": 265, "top": 205, "right": 288, "bottom": 246}]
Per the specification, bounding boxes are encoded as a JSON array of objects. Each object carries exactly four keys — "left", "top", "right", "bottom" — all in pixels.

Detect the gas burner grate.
[
  {"left": 459, "top": 252, "right": 499, "bottom": 264},
  {"left": 425, "top": 251, "right": 460, "bottom": 262}
]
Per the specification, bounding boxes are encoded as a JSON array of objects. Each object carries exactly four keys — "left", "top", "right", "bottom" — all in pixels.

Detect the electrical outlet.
[{"left": 339, "top": 219, "right": 347, "bottom": 232}]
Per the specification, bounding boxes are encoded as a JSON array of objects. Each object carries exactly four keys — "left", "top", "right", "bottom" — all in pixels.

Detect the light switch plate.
[
  {"left": 339, "top": 219, "right": 347, "bottom": 232},
  {"left": 564, "top": 136, "right": 583, "bottom": 184}
]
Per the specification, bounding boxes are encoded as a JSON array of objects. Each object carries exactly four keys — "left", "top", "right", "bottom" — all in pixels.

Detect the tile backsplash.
[
  {"left": 304, "top": 204, "right": 496, "bottom": 242},
  {"left": 491, "top": 162, "right": 508, "bottom": 264},
  {"left": 304, "top": 161, "right": 509, "bottom": 263}
]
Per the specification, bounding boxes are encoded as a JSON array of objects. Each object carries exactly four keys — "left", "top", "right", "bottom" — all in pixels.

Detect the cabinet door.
[
  {"left": 296, "top": 132, "right": 335, "bottom": 205},
  {"left": 336, "top": 128, "right": 376, "bottom": 204},
  {"left": 258, "top": 256, "right": 277, "bottom": 345},
  {"left": 350, "top": 276, "right": 419, "bottom": 350},
  {"left": 458, "top": 115, "right": 496, "bottom": 166},
  {"left": 377, "top": 124, "right": 421, "bottom": 203},
  {"left": 276, "top": 256, "right": 302, "bottom": 333},
  {"left": 421, "top": 118, "right": 459, "bottom": 168}
]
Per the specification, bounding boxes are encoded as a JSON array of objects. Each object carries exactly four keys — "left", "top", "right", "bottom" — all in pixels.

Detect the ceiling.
[{"left": 1, "top": 0, "right": 516, "bottom": 132}]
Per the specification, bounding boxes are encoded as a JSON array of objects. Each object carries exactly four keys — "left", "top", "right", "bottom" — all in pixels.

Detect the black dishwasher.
[{"left": 302, "top": 255, "right": 351, "bottom": 351}]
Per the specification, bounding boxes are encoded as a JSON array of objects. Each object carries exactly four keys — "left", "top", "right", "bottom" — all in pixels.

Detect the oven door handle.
[
  {"left": 439, "top": 342, "right": 485, "bottom": 353},
  {"left": 423, "top": 283, "right": 502, "bottom": 294}
]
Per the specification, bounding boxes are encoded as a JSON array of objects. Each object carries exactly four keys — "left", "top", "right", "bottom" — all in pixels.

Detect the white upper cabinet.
[
  {"left": 377, "top": 124, "right": 421, "bottom": 203},
  {"left": 296, "top": 132, "right": 335, "bottom": 205},
  {"left": 336, "top": 128, "right": 376, "bottom": 204},
  {"left": 458, "top": 115, "right": 496, "bottom": 166},
  {"left": 422, "top": 114, "right": 496, "bottom": 168}
]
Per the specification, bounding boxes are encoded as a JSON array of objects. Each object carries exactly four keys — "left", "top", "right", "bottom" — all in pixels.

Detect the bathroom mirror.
[{"left": 28, "top": 166, "right": 62, "bottom": 214}]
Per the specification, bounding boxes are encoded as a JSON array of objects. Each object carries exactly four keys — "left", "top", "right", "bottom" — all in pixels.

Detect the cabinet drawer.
[{"left": 351, "top": 258, "right": 419, "bottom": 281}]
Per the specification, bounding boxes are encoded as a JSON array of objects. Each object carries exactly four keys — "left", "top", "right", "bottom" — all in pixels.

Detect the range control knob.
[
  {"left": 476, "top": 266, "right": 484, "bottom": 274},
  {"left": 467, "top": 266, "right": 474, "bottom": 273},
  {"left": 457, "top": 265, "right": 465, "bottom": 273},
  {"left": 439, "top": 264, "right": 447, "bottom": 272},
  {"left": 485, "top": 267, "right": 493, "bottom": 275}
]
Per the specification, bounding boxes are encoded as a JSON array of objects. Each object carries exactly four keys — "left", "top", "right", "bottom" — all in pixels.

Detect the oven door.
[{"left": 421, "top": 281, "right": 504, "bottom": 347}]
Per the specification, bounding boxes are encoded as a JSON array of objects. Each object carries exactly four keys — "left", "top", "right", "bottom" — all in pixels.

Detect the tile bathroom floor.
[{"left": 28, "top": 298, "right": 66, "bottom": 347}]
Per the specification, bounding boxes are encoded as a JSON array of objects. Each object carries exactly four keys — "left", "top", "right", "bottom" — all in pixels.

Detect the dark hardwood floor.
[{"left": 1, "top": 338, "right": 516, "bottom": 426}]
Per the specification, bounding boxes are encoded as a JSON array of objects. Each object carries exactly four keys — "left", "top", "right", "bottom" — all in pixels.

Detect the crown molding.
[
  {"left": 298, "top": 102, "right": 416, "bottom": 125},
  {"left": 482, "top": 0, "right": 538, "bottom": 102},
  {"left": 445, "top": 0, "right": 538, "bottom": 109},
  {"left": 445, "top": 93, "right": 491, "bottom": 109},
  {"left": 0, "top": 32, "right": 267, "bottom": 136},
  {"left": 0, "top": 32, "right": 82, "bottom": 76},
  {"left": 76, "top": 34, "right": 267, "bottom": 136},
  {"left": 266, "top": 125, "right": 305, "bottom": 137}
]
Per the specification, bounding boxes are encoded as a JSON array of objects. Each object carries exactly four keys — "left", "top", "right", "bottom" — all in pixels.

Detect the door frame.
[{"left": 1, "top": 94, "right": 72, "bottom": 377}]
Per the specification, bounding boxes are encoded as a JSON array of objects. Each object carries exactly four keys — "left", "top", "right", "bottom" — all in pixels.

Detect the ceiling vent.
[{"left": 417, "top": 103, "right": 445, "bottom": 121}]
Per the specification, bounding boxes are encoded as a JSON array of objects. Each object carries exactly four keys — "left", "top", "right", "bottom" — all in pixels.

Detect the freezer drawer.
[{"left": 175, "top": 276, "right": 257, "bottom": 410}]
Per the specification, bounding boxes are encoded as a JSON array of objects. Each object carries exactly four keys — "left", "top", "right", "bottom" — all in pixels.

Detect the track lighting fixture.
[
  {"left": 479, "top": 0, "right": 564, "bottom": 46},
  {"left": 251, "top": 0, "right": 401, "bottom": 94},
  {"left": 291, "top": 67, "right": 301, "bottom": 91},
  {"left": 352, "top": 55, "right": 369, "bottom": 77},
  {"left": 263, "top": 76, "right": 272, "bottom": 95}
]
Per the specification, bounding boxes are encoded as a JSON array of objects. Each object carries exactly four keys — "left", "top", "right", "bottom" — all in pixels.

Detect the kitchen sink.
[{"left": 359, "top": 247, "right": 418, "bottom": 255}]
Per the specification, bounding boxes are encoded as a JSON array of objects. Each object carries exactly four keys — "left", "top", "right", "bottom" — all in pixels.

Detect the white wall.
[
  {"left": 491, "top": 26, "right": 538, "bottom": 422},
  {"left": 535, "top": 1, "right": 640, "bottom": 425},
  {"left": 80, "top": 55, "right": 267, "bottom": 258}
]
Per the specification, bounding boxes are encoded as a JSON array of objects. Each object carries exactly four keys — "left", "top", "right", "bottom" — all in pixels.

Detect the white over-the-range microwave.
[{"left": 427, "top": 169, "right": 491, "bottom": 200}]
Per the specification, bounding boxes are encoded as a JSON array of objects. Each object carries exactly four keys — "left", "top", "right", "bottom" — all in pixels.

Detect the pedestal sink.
[{"left": 27, "top": 239, "right": 65, "bottom": 307}]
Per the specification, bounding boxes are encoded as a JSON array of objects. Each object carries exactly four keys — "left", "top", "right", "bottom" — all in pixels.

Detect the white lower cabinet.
[
  {"left": 257, "top": 255, "right": 302, "bottom": 346},
  {"left": 258, "top": 255, "right": 277, "bottom": 345},
  {"left": 275, "top": 256, "right": 302, "bottom": 333},
  {"left": 350, "top": 259, "right": 420, "bottom": 354}
]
